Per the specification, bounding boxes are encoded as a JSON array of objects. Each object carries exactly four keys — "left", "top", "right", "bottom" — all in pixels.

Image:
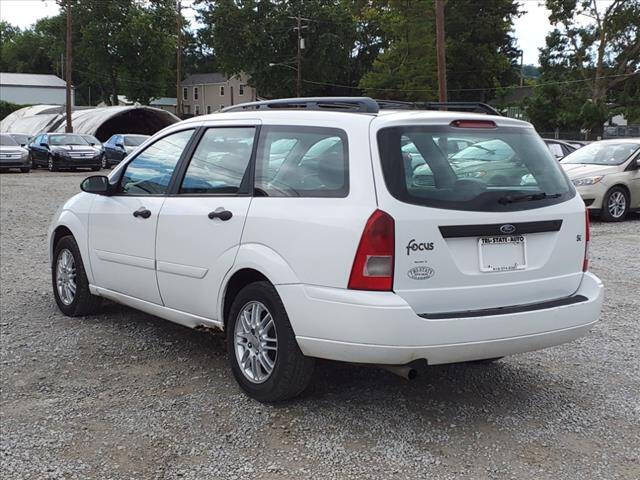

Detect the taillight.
[
  {"left": 348, "top": 210, "right": 395, "bottom": 291},
  {"left": 583, "top": 209, "right": 590, "bottom": 271}
]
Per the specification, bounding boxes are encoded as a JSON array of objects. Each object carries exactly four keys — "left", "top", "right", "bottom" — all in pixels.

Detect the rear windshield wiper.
[{"left": 498, "top": 192, "right": 562, "bottom": 205}]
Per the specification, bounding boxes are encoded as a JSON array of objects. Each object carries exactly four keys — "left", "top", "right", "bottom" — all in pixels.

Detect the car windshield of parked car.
[
  {"left": 377, "top": 126, "right": 573, "bottom": 212},
  {"left": 82, "top": 135, "right": 100, "bottom": 144},
  {"left": 124, "top": 135, "right": 148, "bottom": 147},
  {"left": 10, "top": 134, "right": 30, "bottom": 145},
  {"left": 561, "top": 142, "right": 639, "bottom": 166},
  {"left": 49, "top": 134, "right": 89, "bottom": 146},
  {"left": 0, "top": 134, "right": 18, "bottom": 146}
]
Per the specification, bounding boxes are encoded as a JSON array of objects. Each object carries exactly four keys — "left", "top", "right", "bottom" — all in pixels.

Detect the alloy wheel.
[
  {"left": 607, "top": 191, "right": 626, "bottom": 218},
  {"left": 234, "top": 301, "right": 278, "bottom": 383},
  {"left": 56, "top": 248, "right": 76, "bottom": 305}
]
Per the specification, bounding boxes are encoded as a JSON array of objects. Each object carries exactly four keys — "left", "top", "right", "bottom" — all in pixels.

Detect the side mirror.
[
  {"left": 81, "top": 175, "right": 111, "bottom": 195},
  {"left": 40, "top": 142, "right": 49, "bottom": 148},
  {"left": 116, "top": 143, "right": 124, "bottom": 149}
]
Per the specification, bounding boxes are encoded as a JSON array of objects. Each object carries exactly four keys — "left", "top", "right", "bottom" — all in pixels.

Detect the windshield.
[
  {"left": 377, "top": 126, "right": 574, "bottom": 212},
  {"left": 10, "top": 134, "right": 30, "bottom": 145},
  {"left": 124, "top": 135, "right": 149, "bottom": 146},
  {"left": 0, "top": 134, "right": 18, "bottom": 146},
  {"left": 561, "top": 142, "right": 639, "bottom": 166},
  {"left": 49, "top": 134, "right": 89, "bottom": 146},
  {"left": 82, "top": 135, "right": 100, "bottom": 144}
]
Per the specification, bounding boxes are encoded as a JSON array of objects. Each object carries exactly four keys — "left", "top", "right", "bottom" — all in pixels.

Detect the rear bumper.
[{"left": 278, "top": 272, "right": 603, "bottom": 365}]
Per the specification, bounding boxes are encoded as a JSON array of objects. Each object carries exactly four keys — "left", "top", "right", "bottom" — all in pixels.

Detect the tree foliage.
[
  {"left": 359, "top": 0, "right": 521, "bottom": 101},
  {"left": 526, "top": 0, "right": 640, "bottom": 138}
]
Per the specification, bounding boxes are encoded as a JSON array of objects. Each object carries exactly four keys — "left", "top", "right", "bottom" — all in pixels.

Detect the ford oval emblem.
[
  {"left": 407, "top": 266, "right": 435, "bottom": 280},
  {"left": 499, "top": 224, "right": 516, "bottom": 234}
]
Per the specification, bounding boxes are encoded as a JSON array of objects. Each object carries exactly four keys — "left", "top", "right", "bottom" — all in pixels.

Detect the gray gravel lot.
[{"left": 1, "top": 170, "right": 639, "bottom": 480}]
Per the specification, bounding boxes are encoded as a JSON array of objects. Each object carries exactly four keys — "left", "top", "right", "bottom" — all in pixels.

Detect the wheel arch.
[
  {"left": 218, "top": 243, "right": 300, "bottom": 329},
  {"left": 49, "top": 211, "right": 94, "bottom": 284}
]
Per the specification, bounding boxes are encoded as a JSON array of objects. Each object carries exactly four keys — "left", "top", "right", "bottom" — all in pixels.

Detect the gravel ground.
[{"left": 1, "top": 170, "right": 639, "bottom": 480}]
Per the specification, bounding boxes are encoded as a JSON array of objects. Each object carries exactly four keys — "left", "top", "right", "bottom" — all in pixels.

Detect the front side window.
[
  {"left": 180, "top": 127, "right": 255, "bottom": 194},
  {"left": 378, "top": 126, "right": 573, "bottom": 212},
  {"left": 119, "top": 129, "right": 194, "bottom": 195},
  {"left": 561, "top": 142, "right": 639, "bottom": 166},
  {"left": 255, "top": 126, "right": 349, "bottom": 197}
]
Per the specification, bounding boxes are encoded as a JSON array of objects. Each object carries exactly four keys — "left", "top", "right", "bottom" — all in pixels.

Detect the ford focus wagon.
[{"left": 48, "top": 98, "right": 604, "bottom": 402}]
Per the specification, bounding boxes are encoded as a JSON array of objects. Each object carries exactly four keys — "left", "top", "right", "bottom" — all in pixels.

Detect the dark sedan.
[
  {"left": 102, "top": 134, "right": 149, "bottom": 167},
  {"left": 29, "top": 133, "right": 102, "bottom": 171}
]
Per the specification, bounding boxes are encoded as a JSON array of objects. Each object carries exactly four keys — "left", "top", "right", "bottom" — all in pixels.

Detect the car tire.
[
  {"left": 48, "top": 155, "right": 58, "bottom": 172},
  {"left": 20, "top": 167, "right": 30, "bottom": 173},
  {"left": 52, "top": 235, "right": 102, "bottom": 316},
  {"left": 226, "top": 281, "right": 315, "bottom": 403},
  {"left": 601, "top": 186, "right": 628, "bottom": 222}
]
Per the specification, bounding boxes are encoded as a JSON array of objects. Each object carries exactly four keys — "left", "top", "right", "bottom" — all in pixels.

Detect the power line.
[{"left": 301, "top": 72, "right": 638, "bottom": 94}]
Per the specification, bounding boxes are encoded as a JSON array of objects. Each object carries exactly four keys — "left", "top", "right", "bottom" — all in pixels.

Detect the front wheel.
[
  {"left": 52, "top": 235, "right": 101, "bottom": 316},
  {"left": 48, "top": 155, "right": 58, "bottom": 172},
  {"left": 226, "top": 281, "right": 314, "bottom": 403},
  {"left": 601, "top": 187, "right": 628, "bottom": 222}
]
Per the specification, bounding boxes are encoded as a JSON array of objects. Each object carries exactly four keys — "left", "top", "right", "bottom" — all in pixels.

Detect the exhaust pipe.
[{"left": 380, "top": 365, "right": 418, "bottom": 380}]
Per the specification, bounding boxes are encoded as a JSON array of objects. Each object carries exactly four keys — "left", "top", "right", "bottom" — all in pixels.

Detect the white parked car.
[
  {"left": 48, "top": 98, "right": 604, "bottom": 402},
  {"left": 561, "top": 139, "right": 640, "bottom": 221}
]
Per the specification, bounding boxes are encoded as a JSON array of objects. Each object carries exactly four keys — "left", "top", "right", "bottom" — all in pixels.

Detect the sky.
[{"left": 0, "top": 0, "right": 579, "bottom": 67}]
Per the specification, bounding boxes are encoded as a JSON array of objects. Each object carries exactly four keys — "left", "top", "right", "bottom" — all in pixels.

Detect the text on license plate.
[{"left": 478, "top": 235, "right": 527, "bottom": 272}]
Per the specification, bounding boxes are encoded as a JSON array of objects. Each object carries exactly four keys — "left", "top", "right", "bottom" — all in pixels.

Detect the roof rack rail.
[
  {"left": 221, "top": 97, "right": 380, "bottom": 114},
  {"left": 376, "top": 100, "right": 501, "bottom": 116}
]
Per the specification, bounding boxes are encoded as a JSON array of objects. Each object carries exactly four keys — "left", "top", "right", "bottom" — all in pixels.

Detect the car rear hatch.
[{"left": 371, "top": 115, "right": 587, "bottom": 316}]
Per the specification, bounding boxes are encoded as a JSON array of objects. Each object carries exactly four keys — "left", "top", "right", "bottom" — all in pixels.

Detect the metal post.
[
  {"left": 65, "top": 0, "right": 73, "bottom": 133},
  {"left": 435, "top": 0, "right": 447, "bottom": 105}
]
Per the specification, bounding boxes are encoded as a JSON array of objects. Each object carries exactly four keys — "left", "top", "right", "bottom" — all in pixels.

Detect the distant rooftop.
[
  {"left": 150, "top": 97, "right": 177, "bottom": 106},
  {"left": 0, "top": 72, "right": 69, "bottom": 88},
  {"left": 181, "top": 73, "right": 228, "bottom": 86}
]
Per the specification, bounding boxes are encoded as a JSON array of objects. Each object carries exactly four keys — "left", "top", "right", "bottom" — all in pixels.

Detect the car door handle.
[
  {"left": 133, "top": 207, "right": 151, "bottom": 219},
  {"left": 208, "top": 209, "right": 232, "bottom": 221}
]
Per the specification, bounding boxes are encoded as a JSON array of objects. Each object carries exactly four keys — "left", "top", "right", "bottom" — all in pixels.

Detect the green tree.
[
  {"left": 195, "top": 0, "right": 381, "bottom": 98},
  {"left": 527, "top": 0, "right": 640, "bottom": 139},
  {"left": 359, "top": 0, "right": 521, "bottom": 102}
]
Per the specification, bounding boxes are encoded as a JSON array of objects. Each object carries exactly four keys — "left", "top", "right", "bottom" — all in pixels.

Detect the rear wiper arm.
[{"left": 498, "top": 192, "right": 562, "bottom": 205}]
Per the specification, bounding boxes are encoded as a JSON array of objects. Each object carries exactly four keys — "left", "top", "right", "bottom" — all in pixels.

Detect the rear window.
[
  {"left": 124, "top": 135, "right": 148, "bottom": 146},
  {"left": 377, "top": 125, "right": 574, "bottom": 212},
  {"left": 254, "top": 126, "right": 348, "bottom": 197}
]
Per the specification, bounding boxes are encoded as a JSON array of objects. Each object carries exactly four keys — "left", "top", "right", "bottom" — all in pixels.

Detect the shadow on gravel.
[{"left": 87, "top": 300, "right": 584, "bottom": 427}]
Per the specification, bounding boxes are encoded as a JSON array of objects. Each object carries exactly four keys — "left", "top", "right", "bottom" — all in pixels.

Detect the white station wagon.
[{"left": 49, "top": 98, "right": 604, "bottom": 402}]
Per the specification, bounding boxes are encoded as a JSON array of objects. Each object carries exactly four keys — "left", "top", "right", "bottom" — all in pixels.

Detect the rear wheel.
[
  {"left": 52, "top": 235, "right": 101, "bottom": 316},
  {"left": 226, "top": 281, "right": 314, "bottom": 402},
  {"left": 601, "top": 186, "right": 628, "bottom": 222}
]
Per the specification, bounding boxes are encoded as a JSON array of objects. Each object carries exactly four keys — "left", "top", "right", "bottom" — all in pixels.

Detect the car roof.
[
  {"left": 590, "top": 138, "right": 640, "bottom": 145},
  {"left": 180, "top": 108, "right": 532, "bottom": 130}
]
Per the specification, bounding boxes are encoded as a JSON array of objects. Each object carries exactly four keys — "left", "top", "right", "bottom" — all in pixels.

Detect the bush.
[{"left": 0, "top": 100, "right": 27, "bottom": 121}]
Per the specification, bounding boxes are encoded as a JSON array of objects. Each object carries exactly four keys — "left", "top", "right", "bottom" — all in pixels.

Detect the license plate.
[{"left": 478, "top": 235, "right": 527, "bottom": 272}]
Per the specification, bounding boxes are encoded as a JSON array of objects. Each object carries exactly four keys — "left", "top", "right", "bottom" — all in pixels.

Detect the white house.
[{"left": 0, "top": 73, "right": 74, "bottom": 106}]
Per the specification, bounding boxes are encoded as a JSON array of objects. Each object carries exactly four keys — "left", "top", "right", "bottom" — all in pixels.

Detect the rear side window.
[
  {"left": 180, "top": 127, "right": 255, "bottom": 194},
  {"left": 120, "top": 129, "right": 194, "bottom": 195},
  {"left": 254, "top": 126, "right": 348, "bottom": 197},
  {"left": 377, "top": 126, "right": 573, "bottom": 212}
]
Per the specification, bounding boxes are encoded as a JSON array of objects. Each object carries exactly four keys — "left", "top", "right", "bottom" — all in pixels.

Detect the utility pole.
[
  {"left": 176, "top": 0, "right": 182, "bottom": 116},
  {"left": 435, "top": 0, "right": 447, "bottom": 105},
  {"left": 65, "top": 0, "right": 73, "bottom": 133},
  {"left": 290, "top": 16, "right": 309, "bottom": 97}
]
